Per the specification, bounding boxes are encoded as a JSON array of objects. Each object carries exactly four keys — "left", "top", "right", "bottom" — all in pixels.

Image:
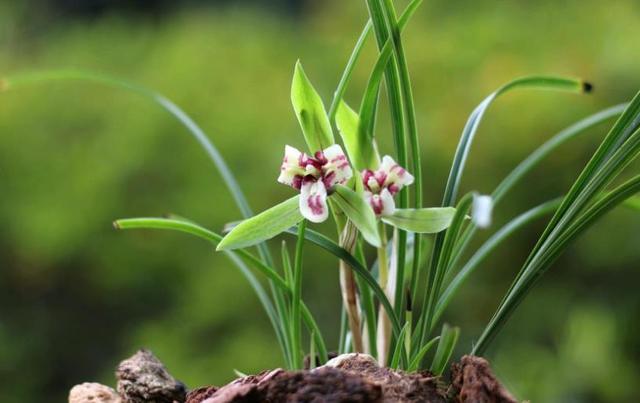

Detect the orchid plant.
[{"left": 5, "top": 0, "right": 639, "bottom": 376}]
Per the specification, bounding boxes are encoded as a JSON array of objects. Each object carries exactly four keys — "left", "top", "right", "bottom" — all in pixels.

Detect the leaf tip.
[
  {"left": 215, "top": 239, "right": 228, "bottom": 251},
  {"left": 582, "top": 81, "right": 594, "bottom": 93},
  {"left": 112, "top": 220, "right": 122, "bottom": 230}
]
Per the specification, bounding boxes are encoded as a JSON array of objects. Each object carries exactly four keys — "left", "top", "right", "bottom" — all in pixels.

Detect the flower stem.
[
  {"left": 291, "top": 219, "right": 307, "bottom": 369},
  {"left": 376, "top": 223, "right": 392, "bottom": 365},
  {"left": 339, "top": 221, "right": 364, "bottom": 352}
]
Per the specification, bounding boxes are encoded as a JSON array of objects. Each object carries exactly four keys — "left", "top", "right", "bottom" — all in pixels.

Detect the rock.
[
  {"left": 451, "top": 355, "right": 517, "bottom": 403},
  {"left": 116, "top": 349, "right": 187, "bottom": 403},
  {"left": 185, "top": 387, "right": 218, "bottom": 403},
  {"left": 69, "top": 382, "right": 120, "bottom": 403}
]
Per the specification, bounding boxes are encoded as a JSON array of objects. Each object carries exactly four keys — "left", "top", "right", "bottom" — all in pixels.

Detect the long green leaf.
[
  {"left": 382, "top": 207, "right": 456, "bottom": 233},
  {"left": 473, "top": 104, "right": 640, "bottom": 357},
  {"left": 328, "top": 0, "right": 423, "bottom": 122},
  {"left": 291, "top": 61, "right": 334, "bottom": 151},
  {"left": 115, "top": 217, "right": 289, "bottom": 289},
  {"left": 430, "top": 324, "right": 459, "bottom": 376},
  {"left": 332, "top": 185, "right": 381, "bottom": 247},
  {"left": 378, "top": 0, "right": 425, "bottom": 322},
  {"left": 114, "top": 216, "right": 329, "bottom": 362},
  {"left": 0, "top": 69, "right": 276, "bottom": 267},
  {"left": 217, "top": 196, "right": 303, "bottom": 251},
  {"left": 419, "top": 76, "right": 592, "bottom": 350},
  {"left": 223, "top": 250, "right": 290, "bottom": 368},
  {"left": 433, "top": 198, "right": 561, "bottom": 325},
  {"left": 443, "top": 76, "right": 590, "bottom": 207},
  {"left": 525, "top": 91, "right": 640, "bottom": 268},
  {"left": 359, "top": 39, "right": 394, "bottom": 140},
  {"left": 285, "top": 226, "right": 403, "bottom": 339},
  {"left": 407, "top": 336, "right": 439, "bottom": 372},
  {"left": 389, "top": 322, "right": 410, "bottom": 369},
  {"left": 440, "top": 104, "right": 626, "bottom": 303}
]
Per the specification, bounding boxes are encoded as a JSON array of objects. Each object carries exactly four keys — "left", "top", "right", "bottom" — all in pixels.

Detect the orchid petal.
[
  {"left": 379, "top": 188, "right": 396, "bottom": 216},
  {"left": 380, "top": 155, "right": 414, "bottom": 189},
  {"left": 366, "top": 189, "right": 395, "bottom": 217},
  {"left": 278, "top": 145, "right": 305, "bottom": 189},
  {"left": 300, "top": 179, "right": 329, "bottom": 223},
  {"left": 322, "top": 144, "right": 353, "bottom": 188}
]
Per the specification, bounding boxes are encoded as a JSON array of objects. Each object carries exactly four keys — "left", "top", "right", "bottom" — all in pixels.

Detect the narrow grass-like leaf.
[
  {"left": 291, "top": 61, "right": 334, "bottom": 151},
  {"left": 389, "top": 323, "right": 410, "bottom": 369},
  {"left": 281, "top": 241, "right": 293, "bottom": 287},
  {"left": 359, "top": 40, "right": 393, "bottom": 140},
  {"left": 542, "top": 177, "right": 640, "bottom": 268},
  {"left": 419, "top": 76, "right": 592, "bottom": 353},
  {"left": 333, "top": 185, "right": 381, "bottom": 247},
  {"left": 443, "top": 75, "right": 590, "bottom": 207},
  {"left": 225, "top": 250, "right": 291, "bottom": 368},
  {"left": 0, "top": 69, "right": 276, "bottom": 267},
  {"left": 377, "top": 0, "right": 425, "bottom": 323},
  {"left": 419, "top": 194, "right": 473, "bottom": 348},
  {"left": 218, "top": 196, "right": 303, "bottom": 251},
  {"left": 433, "top": 198, "right": 561, "bottom": 325},
  {"left": 407, "top": 336, "right": 440, "bottom": 372},
  {"left": 336, "top": 100, "right": 379, "bottom": 170},
  {"left": 114, "top": 216, "right": 328, "bottom": 363},
  {"left": 473, "top": 94, "right": 640, "bottom": 355},
  {"left": 115, "top": 218, "right": 289, "bottom": 289},
  {"left": 382, "top": 207, "right": 456, "bottom": 233},
  {"left": 473, "top": 176, "right": 640, "bottom": 357},
  {"left": 430, "top": 324, "right": 459, "bottom": 376},
  {"left": 285, "top": 226, "right": 403, "bottom": 338},
  {"left": 442, "top": 105, "right": 626, "bottom": 297},
  {"left": 328, "top": 0, "right": 423, "bottom": 122}
]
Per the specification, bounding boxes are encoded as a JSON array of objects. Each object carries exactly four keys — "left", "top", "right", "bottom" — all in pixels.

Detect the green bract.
[
  {"left": 291, "top": 61, "right": 335, "bottom": 151},
  {"left": 335, "top": 100, "right": 379, "bottom": 170},
  {"left": 217, "top": 196, "right": 303, "bottom": 251},
  {"left": 332, "top": 184, "right": 382, "bottom": 247},
  {"left": 382, "top": 207, "right": 457, "bottom": 233}
]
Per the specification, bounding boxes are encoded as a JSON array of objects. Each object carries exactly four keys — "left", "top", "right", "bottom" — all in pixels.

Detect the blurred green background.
[{"left": 0, "top": 0, "right": 639, "bottom": 401}]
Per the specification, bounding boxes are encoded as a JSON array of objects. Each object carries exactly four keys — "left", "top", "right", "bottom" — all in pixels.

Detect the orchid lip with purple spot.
[
  {"left": 361, "top": 155, "right": 414, "bottom": 217},
  {"left": 278, "top": 144, "right": 353, "bottom": 223}
]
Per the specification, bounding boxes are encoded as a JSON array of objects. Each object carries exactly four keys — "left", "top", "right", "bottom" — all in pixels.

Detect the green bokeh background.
[{"left": 0, "top": 1, "right": 638, "bottom": 401}]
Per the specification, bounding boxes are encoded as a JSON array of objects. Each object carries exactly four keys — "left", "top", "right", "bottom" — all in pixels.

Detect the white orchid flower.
[
  {"left": 277, "top": 144, "right": 353, "bottom": 223},
  {"left": 361, "top": 155, "right": 414, "bottom": 217}
]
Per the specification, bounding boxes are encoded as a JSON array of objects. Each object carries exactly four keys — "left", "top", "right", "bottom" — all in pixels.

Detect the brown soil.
[
  {"left": 184, "top": 354, "right": 515, "bottom": 403},
  {"left": 71, "top": 350, "right": 518, "bottom": 403}
]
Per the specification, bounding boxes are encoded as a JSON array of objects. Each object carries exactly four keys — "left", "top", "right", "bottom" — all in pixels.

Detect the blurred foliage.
[{"left": 0, "top": 0, "right": 638, "bottom": 401}]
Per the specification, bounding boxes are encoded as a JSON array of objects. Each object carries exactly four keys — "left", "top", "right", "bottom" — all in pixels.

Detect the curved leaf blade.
[
  {"left": 430, "top": 324, "right": 459, "bottom": 376},
  {"left": 218, "top": 196, "right": 303, "bottom": 251},
  {"left": 382, "top": 207, "right": 456, "bottom": 233}
]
